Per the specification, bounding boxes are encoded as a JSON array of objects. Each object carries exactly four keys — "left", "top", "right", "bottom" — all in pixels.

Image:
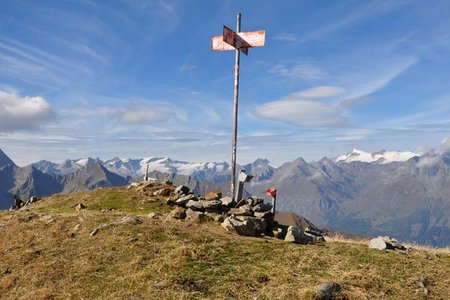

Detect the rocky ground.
[{"left": 0, "top": 181, "right": 449, "bottom": 299}]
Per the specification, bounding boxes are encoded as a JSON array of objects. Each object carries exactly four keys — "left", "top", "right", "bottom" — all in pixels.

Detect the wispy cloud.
[
  {"left": 299, "top": 0, "right": 411, "bottom": 43},
  {"left": 294, "top": 86, "right": 345, "bottom": 98},
  {"left": 267, "top": 61, "right": 326, "bottom": 81},
  {"left": 253, "top": 91, "right": 347, "bottom": 127},
  {"left": 272, "top": 33, "right": 298, "bottom": 42},
  {"left": 0, "top": 90, "right": 55, "bottom": 132}
]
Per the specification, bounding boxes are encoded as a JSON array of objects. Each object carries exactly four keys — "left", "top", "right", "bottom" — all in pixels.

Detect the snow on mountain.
[
  {"left": 103, "top": 157, "right": 230, "bottom": 181},
  {"left": 335, "top": 149, "right": 418, "bottom": 164}
]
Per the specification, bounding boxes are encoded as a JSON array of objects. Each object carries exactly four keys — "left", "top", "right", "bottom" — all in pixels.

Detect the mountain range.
[{"left": 1, "top": 147, "right": 450, "bottom": 247}]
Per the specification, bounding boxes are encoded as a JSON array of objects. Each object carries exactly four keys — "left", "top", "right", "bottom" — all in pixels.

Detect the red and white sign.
[{"left": 212, "top": 26, "right": 265, "bottom": 55}]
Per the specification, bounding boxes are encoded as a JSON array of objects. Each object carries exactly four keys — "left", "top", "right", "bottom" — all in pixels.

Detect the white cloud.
[
  {"left": 0, "top": 91, "right": 55, "bottom": 132},
  {"left": 180, "top": 62, "right": 197, "bottom": 73},
  {"left": 267, "top": 62, "right": 325, "bottom": 81},
  {"left": 294, "top": 86, "right": 345, "bottom": 98},
  {"left": 113, "top": 104, "right": 180, "bottom": 124},
  {"left": 272, "top": 33, "right": 298, "bottom": 42},
  {"left": 253, "top": 92, "right": 347, "bottom": 127},
  {"left": 341, "top": 57, "right": 417, "bottom": 99}
]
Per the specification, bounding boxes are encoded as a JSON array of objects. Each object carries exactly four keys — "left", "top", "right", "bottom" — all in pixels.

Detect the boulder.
[
  {"left": 254, "top": 211, "right": 273, "bottom": 219},
  {"left": 315, "top": 282, "right": 342, "bottom": 300},
  {"left": 229, "top": 207, "right": 253, "bottom": 217},
  {"left": 369, "top": 236, "right": 406, "bottom": 251},
  {"left": 220, "top": 196, "right": 235, "bottom": 207},
  {"left": 221, "top": 216, "right": 266, "bottom": 237},
  {"left": 185, "top": 200, "right": 204, "bottom": 211},
  {"left": 245, "top": 197, "right": 264, "bottom": 207},
  {"left": 185, "top": 208, "right": 206, "bottom": 223},
  {"left": 205, "top": 191, "right": 222, "bottom": 201},
  {"left": 175, "top": 185, "right": 190, "bottom": 196},
  {"left": 175, "top": 194, "right": 197, "bottom": 206},
  {"left": 169, "top": 207, "right": 187, "bottom": 219},
  {"left": 271, "top": 226, "right": 286, "bottom": 239},
  {"left": 202, "top": 200, "right": 222, "bottom": 209},
  {"left": 253, "top": 202, "right": 272, "bottom": 212},
  {"left": 284, "top": 226, "right": 314, "bottom": 244}
]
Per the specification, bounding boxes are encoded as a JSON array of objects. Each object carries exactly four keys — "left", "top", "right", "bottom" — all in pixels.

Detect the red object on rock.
[{"left": 266, "top": 188, "right": 277, "bottom": 197}]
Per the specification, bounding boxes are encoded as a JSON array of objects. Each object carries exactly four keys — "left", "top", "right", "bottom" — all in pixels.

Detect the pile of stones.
[{"left": 167, "top": 184, "right": 325, "bottom": 244}]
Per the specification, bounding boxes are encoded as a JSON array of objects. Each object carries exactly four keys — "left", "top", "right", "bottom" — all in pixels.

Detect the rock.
[
  {"left": 153, "top": 188, "right": 171, "bottom": 197},
  {"left": 205, "top": 191, "right": 222, "bottom": 201},
  {"left": 221, "top": 216, "right": 266, "bottom": 237},
  {"left": 253, "top": 202, "right": 272, "bottom": 212},
  {"left": 220, "top": 196, "right": 235, "bottom": 207},
  {"left": 75, "top": 203, "right": 86, "bottom": 211},
  {"left": 284, "top": 226, "right": 313, "bottom": 244},
  {"left": 169, "top": 207, "right": 187, "bottom": 219},
  {"left": 166, "top": 199, "right": 176, "bottom": 206},
  {"left": 175, "top": 185, "right": 190, "bottom": 196},
  {"left": 254, "top": 211, "right": 273, "bottom": 219},
  {"left": 245, "top": 197, "right": 264, "bottom": 207},
  {"left": 229, "top": 207, "right": 253, "bottom": 217},
  {"left": 202, "top": 200, "right": 222, "bottom": 209},
  {"left": 271, "top": 226, "right": 286, "bottom": 239},
  {"left": 369, "top": 236, "right": 406, "bottom": 251},
  {"left": 185, "top": 200, "right": 204, "bottom": 211},
  {"left": 175, "top": 194, "right": 198, "bottom": 206},
  {"left": 315, "top": 282, "right": 342, "bottom": 300},
  {"left": 185, "top": 208, "right": 206, "bottom": 223},
  {"left": 127, "top": 182, "right": 140, "bottom": 189},
  {"left": 304, "top": 229, "right": 326, "bottom": 243}
]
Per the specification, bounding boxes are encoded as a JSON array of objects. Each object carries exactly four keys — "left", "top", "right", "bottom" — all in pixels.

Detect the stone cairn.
[{"left": 167, "top": 184, "right": 325, "bottom": 244}]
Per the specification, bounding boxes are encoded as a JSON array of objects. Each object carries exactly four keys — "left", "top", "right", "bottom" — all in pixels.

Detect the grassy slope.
[{"left": 0, "top": 185, "right": 449, "bottom": 300}]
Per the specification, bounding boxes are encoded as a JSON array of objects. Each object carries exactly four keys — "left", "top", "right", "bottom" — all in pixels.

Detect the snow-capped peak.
[{"left": 335, "top": 149, "right": 418, "bottom": 164}]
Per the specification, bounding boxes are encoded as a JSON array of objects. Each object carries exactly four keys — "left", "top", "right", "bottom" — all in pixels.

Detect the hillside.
[{"left": 0, "top": 183, "right": 449, "bottom": 299}]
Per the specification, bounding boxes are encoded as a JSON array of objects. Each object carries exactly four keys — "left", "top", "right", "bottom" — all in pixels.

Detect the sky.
[{"left": 1, "top": 0, "right": 450, "bottom": 166}]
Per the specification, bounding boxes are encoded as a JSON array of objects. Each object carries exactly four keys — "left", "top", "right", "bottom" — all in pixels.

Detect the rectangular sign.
[{"left": 212, "top": 26, "right": 266, "bottom": 54}]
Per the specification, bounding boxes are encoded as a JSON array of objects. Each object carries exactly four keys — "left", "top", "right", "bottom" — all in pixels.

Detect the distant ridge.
[{"left": 0, "top": 149, "right": 16, "bottom": 168}]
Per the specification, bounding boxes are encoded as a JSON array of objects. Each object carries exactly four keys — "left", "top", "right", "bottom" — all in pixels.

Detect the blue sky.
[{"left": 1, "top": 0, "right": 450, "bottom": 166}]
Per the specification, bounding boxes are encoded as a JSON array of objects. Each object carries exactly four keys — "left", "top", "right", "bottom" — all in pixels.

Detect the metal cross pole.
[{"left": 211, "top": 13, "right": 266, "bottom": 199}]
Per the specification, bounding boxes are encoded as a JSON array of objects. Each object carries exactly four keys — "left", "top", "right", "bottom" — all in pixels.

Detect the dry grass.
[{"left": 0, "top": 185, "right": 449, "bottom": 299}]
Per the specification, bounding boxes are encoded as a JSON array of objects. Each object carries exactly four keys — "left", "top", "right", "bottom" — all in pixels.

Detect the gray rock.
[
  {"left": 220, "top": 196, "right": 235, "bottom": 207},
  {"left": 175, "top": 194, "right": 197, "bottom": 206},
  {"left": 221, "top": 216, "right": 266, "bottom": 237},
  {"left": 169, "top": 207, "right": 186, "bottom": 219},
  {"left": 229, "top": 207, "right": 253, "bottom": 216},
  {"left": 284, "top": 226, "right": 314, "bottom": 244},
  {"left": 185, "top": 200, "right": 204, "bottom": 211},
  {"left": 315, "top": 281, "right": 341, "bottom": 300},
  {"left": 254, "top": 211, "right": 273, "bottom": 219},
  {"left": 271, "top": 226, "right": 286, "bottom": 239},
  {"left": 202, "top": 200, "right": 222, "bottom": 209},
  {"left": 175, "top": 185, "right": 190, "bottom": 196},
  {"left": 253, "top": 202, "right": 272, "bottom": 212},
  {"left": 185, "top": 208, "right": 206, "bottom": 223},
  {"left": 369, "top": 236, "right": 406, "bottom": 251}
]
